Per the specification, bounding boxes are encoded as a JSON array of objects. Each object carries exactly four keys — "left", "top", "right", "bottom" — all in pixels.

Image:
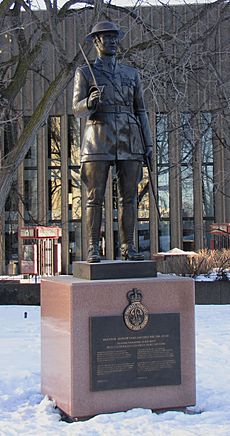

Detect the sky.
[{"left": 33, "top": 0, "right": 216, "bottom": 11}]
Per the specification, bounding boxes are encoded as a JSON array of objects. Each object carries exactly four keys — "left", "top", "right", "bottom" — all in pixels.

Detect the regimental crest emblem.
[{"left": 123, "top": 288, "right": 149, "bottom": 331}]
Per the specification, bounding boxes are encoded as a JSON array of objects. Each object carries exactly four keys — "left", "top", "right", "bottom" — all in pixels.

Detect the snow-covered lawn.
[{"left": 0, "top": 305, "right": 230, "bottom": 435}]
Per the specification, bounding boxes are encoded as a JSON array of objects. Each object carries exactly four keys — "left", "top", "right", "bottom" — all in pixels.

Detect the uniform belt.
[{"left": 98, "top": 105, "right": 134, "bottom": 113}]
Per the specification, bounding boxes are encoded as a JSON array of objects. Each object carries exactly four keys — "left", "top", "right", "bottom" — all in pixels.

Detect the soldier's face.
[{"left": 94, "top": 32, "right": 119, "bottom": 56}]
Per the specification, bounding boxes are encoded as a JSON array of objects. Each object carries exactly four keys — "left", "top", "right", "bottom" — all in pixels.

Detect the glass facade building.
[{"left": 1, "top": 4, "right": 230, "bottom": 274}]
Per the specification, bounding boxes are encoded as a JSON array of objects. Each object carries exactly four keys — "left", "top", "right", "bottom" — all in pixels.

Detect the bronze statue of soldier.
[{"left": 73, "top": 21, "right": 153, "bottom": 263}]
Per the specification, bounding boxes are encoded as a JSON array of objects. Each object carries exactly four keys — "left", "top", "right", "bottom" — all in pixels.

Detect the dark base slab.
[
  {"left": 195, "top": 280, "right": 230, "bottom": 304},
  {"left": 1, "top": 279, "right": 228, "bottom": 306},
  {"left": 73, "top": 260, "right": 157, "bottom": 280},
  {"left": 0, "top": 282, "right": 40, "bottom": 305}
]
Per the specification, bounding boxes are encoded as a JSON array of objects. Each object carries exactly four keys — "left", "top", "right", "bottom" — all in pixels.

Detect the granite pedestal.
[{"left": 41, "top": 274, "right": 195, "bottom": 419}]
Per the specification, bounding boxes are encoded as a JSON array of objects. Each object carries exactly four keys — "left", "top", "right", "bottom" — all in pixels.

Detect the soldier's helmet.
[{"left": 85, "top": 21, "right": 124, "bottom": 42}]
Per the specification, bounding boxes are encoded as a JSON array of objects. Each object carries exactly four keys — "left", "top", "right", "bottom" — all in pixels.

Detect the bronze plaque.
[
  {"left": 123, "top": 288, "right": 149, "bottom": 331},
  {"left": 90, "top": 313, "right": 181, "bottom": 391}
]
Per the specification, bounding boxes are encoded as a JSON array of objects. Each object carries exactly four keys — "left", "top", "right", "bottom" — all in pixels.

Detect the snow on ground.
[{"left": 0, "top": 305, "right": 230, "bottom": 435}]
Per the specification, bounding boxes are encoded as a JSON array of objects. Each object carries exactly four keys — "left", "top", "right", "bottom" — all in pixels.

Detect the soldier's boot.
[
  {"left": 86, "top": 206, "right": 102, "bottom": 263},
  {"left": 119, "top": 205, "right": 144, "bottom": 261}
]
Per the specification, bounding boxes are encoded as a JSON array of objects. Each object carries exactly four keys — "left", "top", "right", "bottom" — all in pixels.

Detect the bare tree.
[
  {"left": 0, "top": 0, "right": 97, "bottom": 214},
  {"left": 1, "top": 0, "right": 230, "bottom": 229}
]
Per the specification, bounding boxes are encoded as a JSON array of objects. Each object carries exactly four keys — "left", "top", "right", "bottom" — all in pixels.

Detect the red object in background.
[
  {"left": 20, "top": 226, "right": 62, "bottom": 240},
  {"left": 209, "top": 223, "right": 230, "bottom": 249},
  {"left": 21, "top": 245, "right": 38, "bottom": 274},
  {"left": 19, "top": 226, "right": 62, "bottom": 275}
]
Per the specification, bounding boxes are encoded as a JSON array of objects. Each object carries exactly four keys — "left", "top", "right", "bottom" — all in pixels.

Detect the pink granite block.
[{"left": 41, "top": 275, "right": 195, "bottom": 419}]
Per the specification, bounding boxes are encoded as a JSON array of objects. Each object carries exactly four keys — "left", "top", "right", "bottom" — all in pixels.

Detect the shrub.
[
  {"left": 185, "top": 249, "right": 215, "bottom": 277},
  {"left": 185, "top": 249, "right": 230, "bottom": 279}
]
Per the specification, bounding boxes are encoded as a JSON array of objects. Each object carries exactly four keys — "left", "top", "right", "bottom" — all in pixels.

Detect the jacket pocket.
[{"left": 83, "top": 122, "right": 107, "bottom": 155}]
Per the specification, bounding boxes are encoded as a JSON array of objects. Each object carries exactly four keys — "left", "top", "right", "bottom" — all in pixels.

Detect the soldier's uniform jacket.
[{"left": 72, "top": 57, "right": 153, "bottom": 162}]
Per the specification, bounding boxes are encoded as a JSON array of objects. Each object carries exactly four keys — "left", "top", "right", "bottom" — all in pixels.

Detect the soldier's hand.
[{"left": 87, "top": 88, "right": 101, "bottom": 109}]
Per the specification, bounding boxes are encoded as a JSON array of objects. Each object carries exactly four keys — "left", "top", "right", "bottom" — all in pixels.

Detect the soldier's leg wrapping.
[
  {"left": 116, "top": 160, "right": 144, "bottom": 261},
  {"left": 81, "top": 161, "right": 110, "bottom": 262}
]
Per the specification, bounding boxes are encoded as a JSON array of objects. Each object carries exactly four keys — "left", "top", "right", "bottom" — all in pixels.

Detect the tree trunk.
[{"left": 0, "top": 62, "right": 76, "bottom": 214}]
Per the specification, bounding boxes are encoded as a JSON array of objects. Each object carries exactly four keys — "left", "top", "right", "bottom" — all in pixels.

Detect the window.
[
  {"left": 180, "top": 113, "right": 194, "bottom": 249},
  {"left": 24, "top": 120, "right": 38, "bottom": 222},
  {"left": 68, "top": 116, "right": 81, "bottom": 221},
  {"left": 68, "top": 115, "right": 81, "bottom": 166},
  {"left": 68, "top": 116, "right": 82, "bottom": 267},
  {"left": 156, "top": 114, "right": 170, "bottom": 251},
  {"left": 157, "top": 114, "right": 170, "bottom": 218},
  {"left": 180, "top": 112, "right": 214, "bottom": 249},
  {"left": 24, "top": 169, "right": 38, "bottom": 221},
  {"left": 138, "top": 167, "right": 150, "bottom": 257},
  {"left": 48, "top": 117, "right": 61, "bottom": 221},
  {"left": 201, "top": 112, "right": 214, "bottom": 218},
  {"left": 5, "top": 183, "right": 19, "bottom": 263},
  {"left": 180, "top": 112, "right": 194, "bottom": 218}
]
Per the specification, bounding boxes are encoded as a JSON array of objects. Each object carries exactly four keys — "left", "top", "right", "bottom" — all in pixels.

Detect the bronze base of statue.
[
  {"left": 73, "top": 259, "right": 157, "bottom": 280},
  {"left": 87, "top": 244, "right": 101, "bottom": 263},
  {"left": 120, "top": 244, "right": 144, "bottom": 261}
]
